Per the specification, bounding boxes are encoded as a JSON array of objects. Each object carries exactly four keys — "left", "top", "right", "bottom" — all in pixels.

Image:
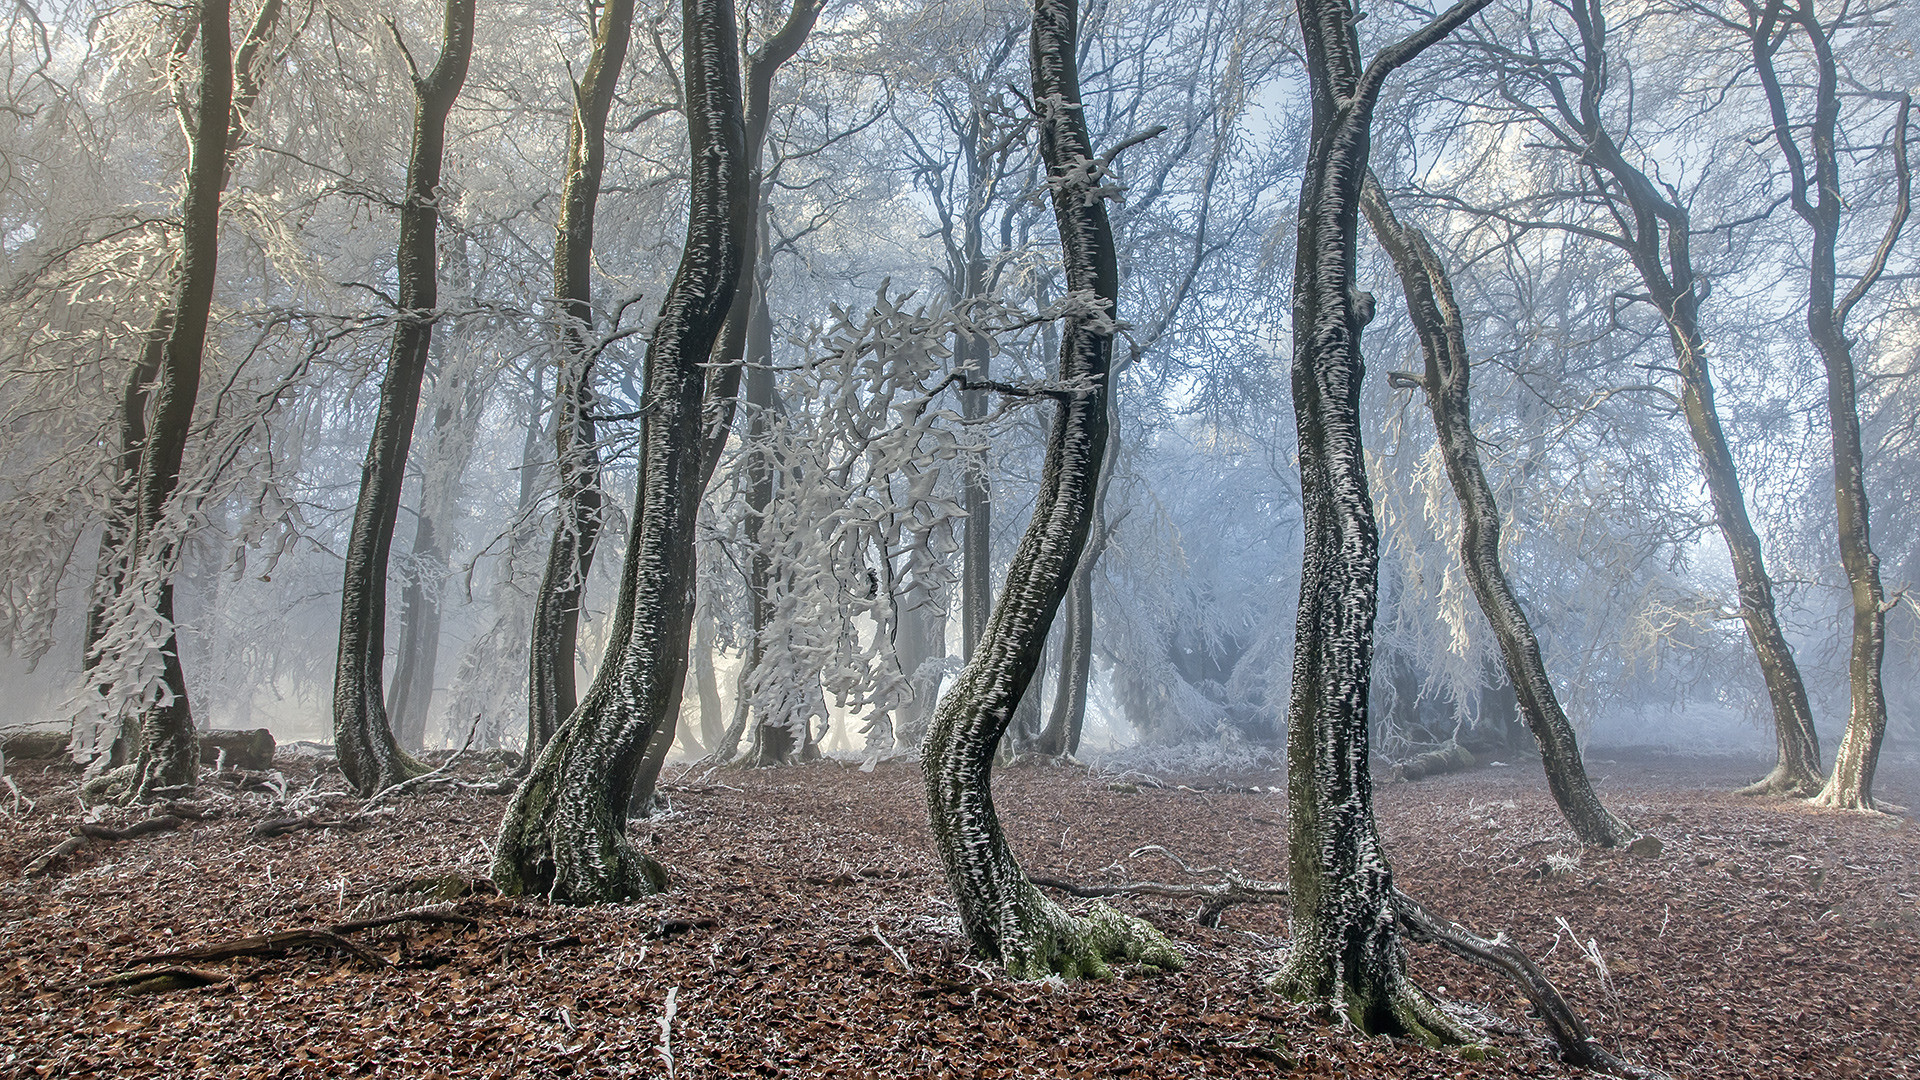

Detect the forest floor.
[{"left": 2, "top": 743, "right": 1917, "bottom": 1080}]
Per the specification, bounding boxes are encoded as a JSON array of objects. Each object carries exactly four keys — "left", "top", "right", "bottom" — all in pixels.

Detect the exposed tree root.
[
  {"left": 1028, "top": 868, "right": 1287, "bottom": 927},
  {"left": 1735, "top": 763, "right": 1820, "bottom": 799},
  {"left": 994, "top": 881, "right": 1183, "bottom": 981},
  {"left": 24, "top": 809, "right": 199, "bottom": 877},
  {"left": 1393, "top": 888, "right": 1665, "bottom": 1078}
]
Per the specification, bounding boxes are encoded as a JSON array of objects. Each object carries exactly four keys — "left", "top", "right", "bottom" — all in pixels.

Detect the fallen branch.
[
  {"left": 249, "top": 814, "right": 373, "bottom": 838},
  {"left": 85, "top": 966, "right": 229, "bottom": 994},
  {"left": 128, "top": 928, "right": 390, "bottom": 969},
  {"left": 24, "top": 813, "right": 187, "bottom": 877},
  {"left": 1028, "top": 866, "right": 1286, "bottom": 927},
  {"left": 358, "top": 714, "right": 482, "bottom": 811},
  {"left": 1393, "top": 888, "right": 1665, "bottom": 1079},
  {"left": 330, "top": 905, "right": 478, "bottom": 935}
]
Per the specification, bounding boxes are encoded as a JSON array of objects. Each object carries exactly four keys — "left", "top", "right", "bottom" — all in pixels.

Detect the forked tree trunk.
[
  {"left": 1749, "top": 7, "right": 1909, "bottom": 811},
  {"left": 116, "top": 0, "right": 236, "bottom": 802},
  {"left": 1361, "top": 177, "right": 1634, "bottom": 848},
  {"left": 527, "top": 0, "right": 636, "bottom": 759},
  {"left": 332, "top": 0, "right": 474, "bottom": 796},
  {"left": 491, "top": 0, "right": 748, "bottom": 903},
  {"left": 1269, "top": 0, "right": 1487, "bottom": 1040},
  {"left": 921, "top": 0, "right": 1179, "bottom": 980}
]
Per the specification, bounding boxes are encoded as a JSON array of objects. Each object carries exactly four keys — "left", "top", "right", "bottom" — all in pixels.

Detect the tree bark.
[
  {"left": 117, "top": 0, "right": 236, "bottom": 802},
  {"left": 331, "top": 0, "right": 474, "bottom": 796},
  {"left": 1269, "top": 0, "right": 1488, "bottom": 1040},
  {"left": 1749, "top": 4, "right": 1909, "bottom": 811},
  {"left": 527, "top": 0, "right": 636, "bottom": 760},
  {"left": 921, "top": 0, "right": 1179, "bottom": 979},
  {"left": 1361, "top": 178, "right": 1634, "bottom": 847},
  {"left": 491, "top": 0, "right": 748, "bottom": 903}
]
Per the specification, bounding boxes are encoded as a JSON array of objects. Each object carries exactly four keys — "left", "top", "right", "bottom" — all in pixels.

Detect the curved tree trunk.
[
  {"left": 922, "top": 0, "right": 1178, "bottom": 980},
  {"left": 1361, "top": 177, "right": 1633, "bottom": 848},
  {"left": 491, "top": 0, "right": 748, "bottom": 903},
  {"left": 527, "top": 0, "right": 636, "bottom": 760},
  {"left": 1746, "top": 10, "right": 1907, "bottom": 810},
  {"left": 1268, "top": 0, "right": 1487, "bottom": 1041},
  {"left": 332, "top": 0, "right": 474, "bottom": 796},
  {"left": 117, "top": 0, "right": 236, "bottom": 802}
]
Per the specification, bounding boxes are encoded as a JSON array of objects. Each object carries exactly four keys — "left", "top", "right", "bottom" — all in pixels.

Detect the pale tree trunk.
[
  {"left": 491, "top": 0, "right": 748, "bottom": 903},
  {"left": 692, "top": 607, "right": 725, "bottom": 750},
  {"left": 1551, "top": 0, "right": 1822, "bottom": 796},
  {"left": 332, "top": 0, "right": 474, "bottom": 796},
  {"left": 1748, "top": 6, "right": 1909, "bottom": 811},
  {"left": 117, "top": 0, "right": 236, "bottom": 802},
  {"left": 922, "top": 0, "right": 1179, "bottom": 979},
  {"left": 527, "top": 0, "right": 636, "bottom": 759},
  {"left": 1362, "top": 176, "right": 1634, "bottom": 847},
  {"left": 1269, "top": 0, "right": 1487, "bottom": 1040}
]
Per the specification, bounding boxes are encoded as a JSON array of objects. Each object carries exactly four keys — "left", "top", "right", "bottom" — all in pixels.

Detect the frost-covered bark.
[
  {"left": 1271, "top": 0, "right": 1488, "bottom": 1039},
  {"left": 1362, "top": 177, "right": 1633, "bottom": 848},
  {"left": 113, "top": 0, "right": 236, "bottom": 801},
  {"left": 492, "top": 0, "right": 748, "bottom": 903},
  {"left": 527, "top": 0, "right": 636, "bottom": 757},
  {"left": 1746, "top": 6, "right": 1908, "bottom": 811},
  {"left": 332, "top": 0, "right": 474, "bottom": 796},
  {"left": 923, "top": 0, "right": 1178, "bottom": 979}
]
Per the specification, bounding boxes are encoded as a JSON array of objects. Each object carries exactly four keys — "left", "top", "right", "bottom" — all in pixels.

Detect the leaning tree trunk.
[
  {"left": 331, "top": 0, "right": 474, "bottom": 796},
  {"left": 526, "top": 0, "right": 636, "bottom": 759},
  {"left": 1749, "top": 11, "right": 1908, "bottom": 810},
  {"left": 1035, "top": 428, "right": 1120, "bottom": 758},
  {"left": 1552, "top": 0, "right": 1822, "bottom": 798},
  {"left": 492, "top": 0, "right": 748, "bottom": 903},
  {"left": 922, "top": 0, "right": 1179, "bottom": 980},
  {"left": 1269, "top": 0, "right": 1488, "bottom": 1041},
  {"left": 117, "top": 0, "right": 236, "bottom": 802},
  {"left": 1361, "top": 177, "right": 1634, "bottom": 848}
]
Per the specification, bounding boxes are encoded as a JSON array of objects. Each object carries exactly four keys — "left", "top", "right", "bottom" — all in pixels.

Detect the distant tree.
[
  {"left": 1736, "top": 0, "right": 1911, "bottom": 810},
  {"left": 332, "top": 0, "right": 475, "bottom": 795}
]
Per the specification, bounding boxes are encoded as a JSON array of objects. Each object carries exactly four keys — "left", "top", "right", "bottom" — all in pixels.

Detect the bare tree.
[
  {"left": 492, "top": 0, "right": 749, "bottom": 902},
  {"left": 1739, "top": 0, "right": 1910, "bottom": 809},
  {"left": 1363, "top": 175, "right": 1635, "bottom": 847},
  {"left": 922, "top": 0, "right": 1179, "bottom": 978},
  {"left": 1270, "top": 0, "right": 1489, "bottom": 1038},
  {"left": 332, "top": 0, "right": 476, "bottom": 795}
]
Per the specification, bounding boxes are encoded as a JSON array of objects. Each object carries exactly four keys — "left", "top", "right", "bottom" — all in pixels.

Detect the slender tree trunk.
[
  {"left": 118, "top": 0, "right": 236, "bottom": 802},
  {"left": 693, "top": 607, "right": 726, "bottom": 749},
  {"left": 331, "top": 0, "right": 474, "bottom": 796},
  {"left": 1269, "top": 0, "right": 1487, "bottom": 1040},
  {"left": 1747, "top": 11, "right": 1910, "bottom": 809},
  {"left": 527, "top": 0, "right": 636, "bottom": 759},
  {"left": 387, "top": 470, "right": 444, "bottom": 751},
  {"left": 922, "top": 0, "right": 1178, "bottom": 979},
  {"left": 492, "top": 0, "right": 748, "bottom": 903},
  {"left": 1362, "top": 177, "right": 1633, "bottom": 847}
]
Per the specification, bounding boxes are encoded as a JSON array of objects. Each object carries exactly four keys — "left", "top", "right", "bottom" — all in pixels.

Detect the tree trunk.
[
  {"left": 88, "top": 0, "right": 283, "bottom": 776},
  {"left": 331, "top": 0, "right": 474, "bottom": 796},
  {"left": 922, "top": 0, "right": 1179, "bottom": 980},
  {"left": 117, "top": 0, "right": 236, "bottom": 802},
  {"left": 1361, "top": 176, "right": 1633, "bottom": 847},
  {"left": 527, "top": 0, "right": 636, "bottom": 759},
  {"left": 387, "top": 474, "right": 444, "bottom": 752},
  {"left": 693, "top": 606, "right": 726, "bottom": 750},
  {"left": 1747, "top": 11, "right": 1907, "bottom": 810},
  {"left": 1269, "top": 0, "right": 1487, "bottom": 1040},
  {"left": 491, "top": 0, "right": 748, "bottom": 903}
]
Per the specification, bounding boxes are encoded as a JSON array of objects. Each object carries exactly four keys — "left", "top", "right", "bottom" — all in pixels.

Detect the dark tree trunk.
[
  {"left": 491, "top": 0, "right": 748, "bottom": 903},
  {"left": 1361, "top": 177, "right": 1633, "bottom": 847},
  {"left": 921, "top": 0, "right": 1178, "bottom": 979},
  {"left": 331, "top": 0, "right": 474, "bottom": 796},
  {"left": 527, "top": 0, "right": 636, "bottom": 760},
  {"left": 1748, "top": 9, "right": 1909, "bottom": 810},
  {"left": 116, "top": 0, "right": 237, "bottom": 802},
  {"left": 1269, "top": 0, "right": 1487, "bottom": 1040},
  {"left": 387, "top": 480, "right": 443, "bottom": 751},
  {"left": 89, "top": 0, "right": 283, "bottom": 772}
]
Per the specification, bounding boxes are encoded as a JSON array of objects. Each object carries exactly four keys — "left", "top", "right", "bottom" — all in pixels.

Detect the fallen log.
[
  {"left": 199, "top": 728, "right": 275, "bottom": 771},
  {"left": 1391, "top": 742, "right": 1477, "bottom": 782},
  {"left": 0, "top": 728, "right": 71, "bottom": 760}
]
